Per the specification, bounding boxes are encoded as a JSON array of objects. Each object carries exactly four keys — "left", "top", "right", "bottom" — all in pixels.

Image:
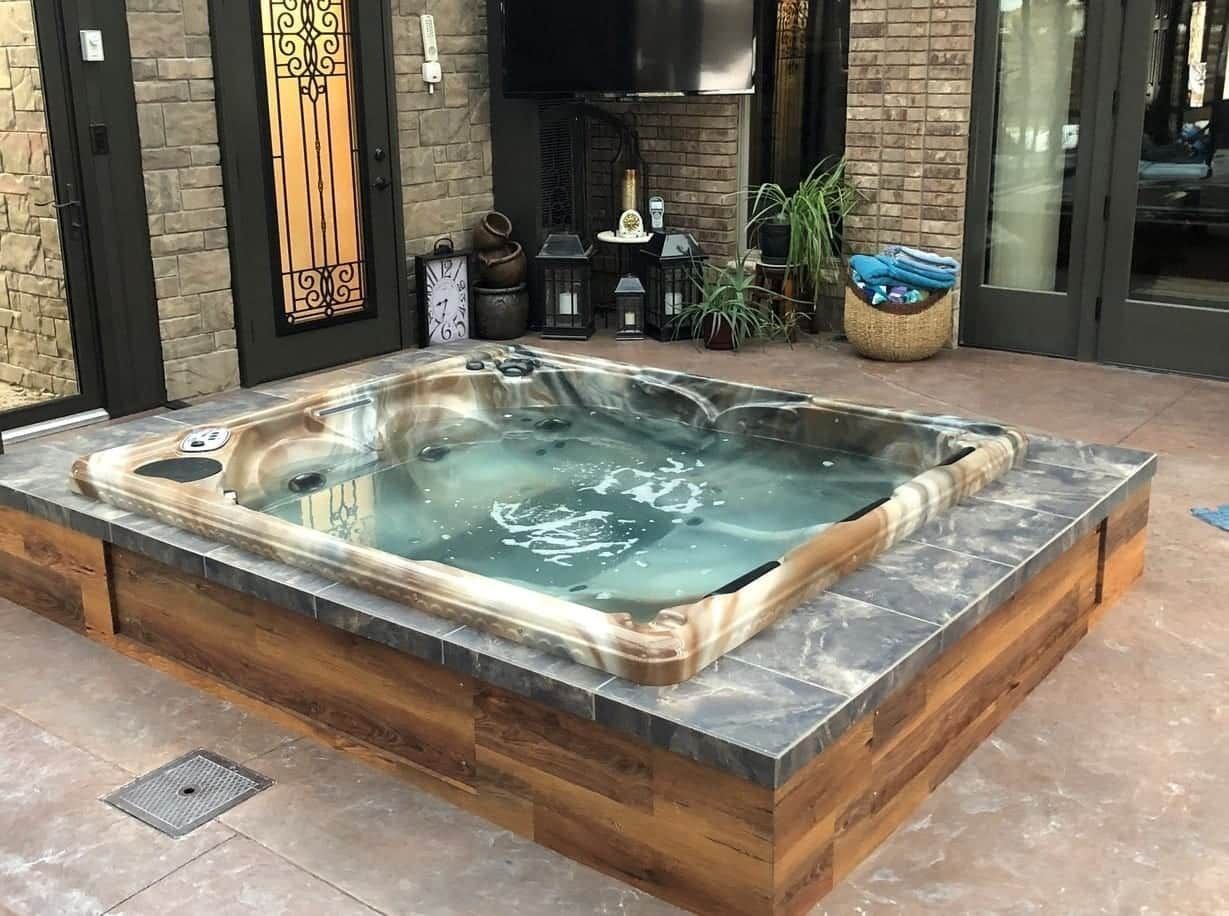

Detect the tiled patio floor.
[{"left": 2, "top": 334, "right": 1227, "bottom": 914}]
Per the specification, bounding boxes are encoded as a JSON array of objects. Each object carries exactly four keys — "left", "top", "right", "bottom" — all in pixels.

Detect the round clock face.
[{"left": 424, "top": 255, "right": 469, "bottom": 344}]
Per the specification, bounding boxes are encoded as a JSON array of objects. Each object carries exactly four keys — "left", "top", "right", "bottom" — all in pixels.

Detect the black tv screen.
[{"left": 501, "top": 0, "right": 756, "bottom": 96}]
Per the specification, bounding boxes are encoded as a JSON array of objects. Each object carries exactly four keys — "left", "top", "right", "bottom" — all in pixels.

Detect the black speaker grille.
[{"left": 538, "top": 103, "right": 576, "bottom": 232}]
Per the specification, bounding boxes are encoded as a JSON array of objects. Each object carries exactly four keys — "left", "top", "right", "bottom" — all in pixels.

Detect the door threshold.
[{"left": 1, "top": 408, "right": 111, "bottom": 448}]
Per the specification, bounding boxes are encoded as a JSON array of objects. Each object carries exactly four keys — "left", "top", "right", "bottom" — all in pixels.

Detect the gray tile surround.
[{"left": 0, "top": 347, "right": 1158, "bottom": 789}]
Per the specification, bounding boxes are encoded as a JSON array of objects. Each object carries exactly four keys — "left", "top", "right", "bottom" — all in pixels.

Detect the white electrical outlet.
[
  {"left": 420, "top": 15, "right": 439, "bottom": 63},
  {"left": 79, "top": 29, "right": 104, "bottom": 62}
]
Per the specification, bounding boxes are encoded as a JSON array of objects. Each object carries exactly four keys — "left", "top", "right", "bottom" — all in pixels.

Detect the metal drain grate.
[{"left": 104, "top": 750, "right": 272, "bottom": 837}]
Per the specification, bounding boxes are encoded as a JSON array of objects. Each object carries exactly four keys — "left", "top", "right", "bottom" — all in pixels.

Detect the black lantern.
[
  {"left": 639, "top": 231, "right": 707, "bottom": 341},
  {"left": 536, "top": 233, "right": 594, "bottom": 340},
  {"left": 614, "top": 275, "right": 645, "bottom": 340}
]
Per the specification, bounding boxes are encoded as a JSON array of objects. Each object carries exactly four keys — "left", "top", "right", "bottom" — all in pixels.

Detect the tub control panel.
[{"left": 179, "top": 427, "right": 232, "bottom": 454}]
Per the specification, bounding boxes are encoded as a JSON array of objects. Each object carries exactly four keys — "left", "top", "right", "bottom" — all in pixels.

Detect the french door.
[
  {"left": 212, "top": 0, "right": 407, "bottom": 386},
  {"left": 964, "top": 0, "right": 1229, "bottom": 380},
  {"left": 1098, "top": 0, "right": 1229, "bottom": 377}
]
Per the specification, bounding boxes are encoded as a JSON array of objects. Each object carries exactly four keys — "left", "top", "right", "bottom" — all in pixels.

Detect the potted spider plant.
[
  {"left": 676, "top": 254, "right": 790, "bottom": 350},
  {"left": 749, "top": 158, "right": 861, "bottom": 321}
]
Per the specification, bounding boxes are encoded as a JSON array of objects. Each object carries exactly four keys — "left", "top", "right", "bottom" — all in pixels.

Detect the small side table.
[
  {"left": 755, "top": 262, "right": 802, "bottom": 342},
  {"left": 596, "top": 230, "right": 652, "bottom": 329}
]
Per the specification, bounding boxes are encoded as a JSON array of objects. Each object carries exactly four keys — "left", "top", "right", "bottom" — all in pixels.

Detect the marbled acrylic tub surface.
[{"left": 70, "top": 346, "right": 1026, "bottom": 684}]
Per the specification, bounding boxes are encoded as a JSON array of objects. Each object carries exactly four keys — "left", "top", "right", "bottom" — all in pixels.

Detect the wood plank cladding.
[
  {"left": 0, "top": 495, "right": 1151, "bottom": 915},
  {"left": 1096, "top": 483, "right": 1150, "bottom": 621},
  {"left": 0, "top": 506, "right": 112, "bottom": 634},
  {"left": 109, "top": 548, "right": 476, "bottom": 787}
]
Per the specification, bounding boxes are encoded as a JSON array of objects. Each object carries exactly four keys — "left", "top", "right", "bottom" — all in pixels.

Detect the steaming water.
[{"left": 253, "top": 407, "right": 915, "bottom": 620}]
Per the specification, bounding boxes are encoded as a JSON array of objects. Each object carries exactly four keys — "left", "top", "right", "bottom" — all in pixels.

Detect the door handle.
[
  {"left": 373, "top": 176, "right": 390, "bottom": 191},
  {"left": 53, "top": 199, "right": 83, "bottom": 230}
]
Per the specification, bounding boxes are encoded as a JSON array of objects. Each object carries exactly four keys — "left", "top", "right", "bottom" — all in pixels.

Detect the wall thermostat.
[{"left": 649, "top": 197, "right": 666, "bottom": 231}]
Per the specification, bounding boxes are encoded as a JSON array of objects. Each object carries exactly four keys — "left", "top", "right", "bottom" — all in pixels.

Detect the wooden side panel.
[
  {"left": 0, "top": 506, "right": 113, "bottom": 634},
  {"left": 111, "top": 547, "right": 477, "bottom": 785},
  {"left": 772, "top": 526, "right": 1107, "bottom": 906},
  {"left": 1096, "top": 483, "right": 1150, "bottom": 623},
  {"left": 476, "top": 687, "right": 775, "bottom": 916}
]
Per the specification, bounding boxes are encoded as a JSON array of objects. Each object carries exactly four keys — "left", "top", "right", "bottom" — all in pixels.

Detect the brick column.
[{"left": 844, "top": 0, "right": 976, "bottom": 339}]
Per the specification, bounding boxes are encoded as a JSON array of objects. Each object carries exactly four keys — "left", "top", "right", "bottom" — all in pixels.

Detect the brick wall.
[
  {"left": 586, "top": 97, "right": 743, "bottom": 272},
  {"left": 843, "top": 0, "right": 976, "bottom": 336},
  {"left": 392, "top": 0, "right": 493, "bottom": 271},
  {"left": 128, "top": 0, "right": 238, "bottom": 401},
  {"left": 0, "top": 0, "right": 77, "bottom": 399}
]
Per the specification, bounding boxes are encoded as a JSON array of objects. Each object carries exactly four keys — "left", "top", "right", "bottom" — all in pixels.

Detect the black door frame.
[
  {"left": 961, "top": 0, "right": 1121, "bottom": 361},
  {"left": 210, "top": 0, "right": 409, "bottom": 388},
  {"left": 1097, "top": 0, "right": 1229, "bottom": 379},
  {"left": 3, "top": 0, "right": 166, "bottom": 433}
]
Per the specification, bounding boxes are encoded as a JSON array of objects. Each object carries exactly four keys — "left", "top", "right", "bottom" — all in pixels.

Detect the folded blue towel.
[
  {"left": 850, "top": 254, "right": 955, "bottom": 291},
  {"left": 886, "top": 245, "right": 961, "bottom": 272},
  {"left": 1192, "top": 505, "right": 1229, "bottom": 533},
  {"left": 882, "top": 252, "right": 957, "bottom": 286}
]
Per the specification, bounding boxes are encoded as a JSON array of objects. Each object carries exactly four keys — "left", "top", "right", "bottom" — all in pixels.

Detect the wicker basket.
[{"left": 844, "top": 280, "right": 952, "bottom": 362}]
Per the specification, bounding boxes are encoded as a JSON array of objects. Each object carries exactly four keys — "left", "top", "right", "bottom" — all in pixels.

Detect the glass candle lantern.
[
  {"left": 614, "top": 275, "right": 646, "bottom": 340},
  {"left": 536, "top": 233, "right": 594, "bottom": 340},
  {"left": 639, "top": 231, "right": 706, "bottom": 341}
]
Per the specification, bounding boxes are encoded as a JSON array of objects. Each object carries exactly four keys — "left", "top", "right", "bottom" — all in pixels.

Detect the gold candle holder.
[{"left": 621, "top": 169, "right": 639, "bottom": 213}]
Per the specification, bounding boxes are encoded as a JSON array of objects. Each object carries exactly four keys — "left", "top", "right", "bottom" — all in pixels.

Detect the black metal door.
[
  {"left": 961, "top": 0, "right": 1118, "bottom": 359},
  {"left": 212, "top": 0, "right": 406, "bottom": 386},
  {"left": 2, "top": 1, "right": 105, "bottom": 433},
  {"left": 1096, "top": 0, "right": 1229, "bottom": 379}
]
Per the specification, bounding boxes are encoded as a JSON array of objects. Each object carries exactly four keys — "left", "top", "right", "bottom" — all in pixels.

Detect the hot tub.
[{"left": 71, "top": 346, "right": 1026, "bottom": 684}]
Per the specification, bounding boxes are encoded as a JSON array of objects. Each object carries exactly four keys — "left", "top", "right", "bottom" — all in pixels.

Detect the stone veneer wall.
[
  {"left": 125, "top": 0, "right": 494, "bottom": 400},
  {"left": 127, "top": 0, "right": 238, "bottom": 401},
  {"left": 587, "top": 97, "right": 743, "bottom": 265},
  {"left": 391, "top": 0, "right": 493, "bottom": 275},
  {"left": 0, "top": 0, "right": 77, "bottom": 398},
  {"left": 843, "top": 0, "right": 976, "bottom": 337}
]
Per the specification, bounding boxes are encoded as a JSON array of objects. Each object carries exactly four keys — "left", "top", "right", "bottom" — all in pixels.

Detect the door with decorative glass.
[{"left": 213, "top": 0, "right": 405, "bottom": 385}]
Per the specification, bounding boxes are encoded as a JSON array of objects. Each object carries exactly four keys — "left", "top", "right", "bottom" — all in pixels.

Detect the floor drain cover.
[{"left": 104, "top": 750, "right": 272, "bottom": 837}]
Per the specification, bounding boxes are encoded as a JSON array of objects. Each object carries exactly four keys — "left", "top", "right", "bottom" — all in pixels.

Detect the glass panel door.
[
  {"left": 1, "top": 0, "right": 104, "bottom": 434},
  {"left": 1098, "top": 0, "right": 1229, "bottom": 378},
  {"left": 259, "top": 0, "right": 371, "bottom": 332},
  {"left": 962, "top": 0, "right": 1103, "bottom": 358},
  {"left": 214, "top": 0, "right": 404, "bottom": 386},
  {"left": 983, "top": 0, "right": 1085, "bottom": 293}
]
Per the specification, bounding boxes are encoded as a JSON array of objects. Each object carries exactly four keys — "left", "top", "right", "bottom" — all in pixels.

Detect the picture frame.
[{"left": 415, "top": 237, "right": 472, "bottom": 347}]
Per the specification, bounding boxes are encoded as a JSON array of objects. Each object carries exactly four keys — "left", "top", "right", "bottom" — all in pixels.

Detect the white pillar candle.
[
  {"left": 558, "top": 290, "right": 577, "bottom": 316},
  {"left": 624, "top": 309, "right": 637, "bottom": 327},
  {"left": 665, "top": 290, "right": 682, "bottom": 316}
]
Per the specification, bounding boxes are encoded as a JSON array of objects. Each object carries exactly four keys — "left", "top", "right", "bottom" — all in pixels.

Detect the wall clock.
[{"left": 416, "top": 238, "right": 472, "bottom": 346}]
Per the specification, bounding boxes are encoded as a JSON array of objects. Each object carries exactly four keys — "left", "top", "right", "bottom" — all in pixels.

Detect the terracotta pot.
[
  {"left": 473, "top": 211, "right": 513, "bottom": 251},
  {"left": 478, "top": 242, "right": 527, "bottom": 288},
  {"left": 474, "top": 284, "right": 529, "bottom": 340},
  {"left": 700, "top": 314, "right": 736, "bottom": 350}
]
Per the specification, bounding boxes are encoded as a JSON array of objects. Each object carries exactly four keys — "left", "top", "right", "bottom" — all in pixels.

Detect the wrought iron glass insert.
[{"left": 259, "top": 0, "right": 370, "bottom": 332}]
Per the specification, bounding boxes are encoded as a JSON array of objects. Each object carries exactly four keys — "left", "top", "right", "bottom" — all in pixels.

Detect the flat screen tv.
[{"left": 501, "top": 0, "right": 756, "bottom": 96}]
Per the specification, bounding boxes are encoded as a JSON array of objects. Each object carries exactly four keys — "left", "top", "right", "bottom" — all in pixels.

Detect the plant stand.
[{"left": 754, "top": 262, "right": 801, "bottom": 342}]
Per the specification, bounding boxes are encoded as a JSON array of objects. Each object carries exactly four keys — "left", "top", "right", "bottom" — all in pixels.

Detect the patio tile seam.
[
  {"left": 98, "top": 833, "right": 238, "bottom": 916},
  {"left": 204, "top": 825, "right": 389, "bottom": 916}
]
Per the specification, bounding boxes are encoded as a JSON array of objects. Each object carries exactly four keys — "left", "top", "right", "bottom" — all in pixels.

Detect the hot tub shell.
[{"left": 70, "top": 346, "right": 1026, "bottom": 684}]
